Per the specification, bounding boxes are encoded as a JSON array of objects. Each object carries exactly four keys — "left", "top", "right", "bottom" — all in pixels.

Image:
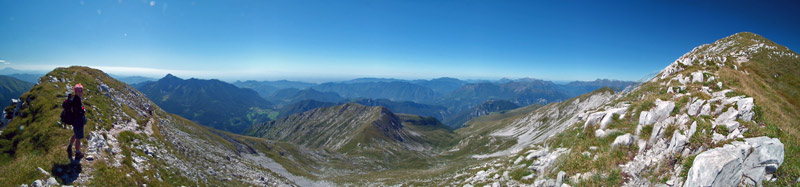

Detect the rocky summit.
[{"left": 1, "top": 32, "right": 798, "bottom": 186}]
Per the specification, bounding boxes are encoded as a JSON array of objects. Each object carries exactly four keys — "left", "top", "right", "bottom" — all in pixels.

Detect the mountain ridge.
[{"left": 134, "top": 74, "right": 273, "bottom": 133}]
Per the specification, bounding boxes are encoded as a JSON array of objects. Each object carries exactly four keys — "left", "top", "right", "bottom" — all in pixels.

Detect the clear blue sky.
[{"left": 1, "top": 0, "right": 798, "bottom": 82}]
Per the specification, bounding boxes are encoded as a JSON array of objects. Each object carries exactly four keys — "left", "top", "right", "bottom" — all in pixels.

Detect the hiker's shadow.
[{"left": 51, "top": 158, "right": 82, "bottom": 185}]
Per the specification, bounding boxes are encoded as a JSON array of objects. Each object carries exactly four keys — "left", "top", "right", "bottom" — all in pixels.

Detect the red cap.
[{"left": 74, "top": 83, "right": 83, "bottom": 92}]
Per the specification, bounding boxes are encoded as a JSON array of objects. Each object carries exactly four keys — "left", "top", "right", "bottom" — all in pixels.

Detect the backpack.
[{"left": 60, "top": 94, "right": 75, "bottom": 125}]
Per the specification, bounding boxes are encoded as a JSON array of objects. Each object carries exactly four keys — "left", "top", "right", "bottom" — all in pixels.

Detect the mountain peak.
[
  {"left": 654, "top": 32, "right": 798, "bottom": 81},
  {"left": 162, "top": 73, "right": 180, "bottom": 80},
  {"left": 688, "top": 32, "right": 784, "bottom": 57}
]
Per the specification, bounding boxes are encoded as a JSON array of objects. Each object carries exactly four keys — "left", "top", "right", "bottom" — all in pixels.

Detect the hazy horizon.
[{"left": 0, "top": 66, "right": 642, "bottom": 84}]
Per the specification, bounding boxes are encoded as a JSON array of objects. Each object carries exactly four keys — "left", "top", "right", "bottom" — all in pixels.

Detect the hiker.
[{"left": 63, "top": 83, "right": 87, "bottom": 160}]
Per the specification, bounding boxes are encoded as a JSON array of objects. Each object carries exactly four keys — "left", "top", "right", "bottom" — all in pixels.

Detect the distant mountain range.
[
  {"left": 232, "top": 80, "right": 315, "bottom": 98},
  {"left": 134, "top": 74, "right": 273, "bottom": 133},
  {"left": 229, "top": 77, "right": 635, "bottom": 129},
  {"left": 0, "top": 75, "right": 34, "bottom": 111},
  {"left": 267, "top": 88, "right": 343, "bottom": 105},
  {"left": 443, "top": 99, "right": 522, "bottom": 128},
  {"left": 111, "top": 75, "right": 157, "bottom": 85},
  {"left": 109, "top": 72, "right": 636, "bottom": 132},
  {"left": 312, "top": 81, "right": 440, "bottom": 103},
  {"left": 0, "top": 68, "right": 45, "bottom": 83}
]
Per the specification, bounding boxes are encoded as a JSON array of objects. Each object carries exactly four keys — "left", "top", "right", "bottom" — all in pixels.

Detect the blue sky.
[{"left": 1, "top": 0, "right": 798, "bottom": 82}]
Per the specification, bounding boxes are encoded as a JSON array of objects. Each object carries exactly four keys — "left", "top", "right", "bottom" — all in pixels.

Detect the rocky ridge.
[
  {"left": 0, "top": 67, "right": 323, "bottom": 186},
  {"left": 442, "top": 32, "right": 795, "bottom": 186}
]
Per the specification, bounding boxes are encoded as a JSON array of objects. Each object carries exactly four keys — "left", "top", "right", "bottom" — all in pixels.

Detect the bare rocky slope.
[
  {"left": 432, "top": 32, "right": 798, "bottom": 186},
  {"left": 244, "top": 103, "right": 454, "bottom": 156}
]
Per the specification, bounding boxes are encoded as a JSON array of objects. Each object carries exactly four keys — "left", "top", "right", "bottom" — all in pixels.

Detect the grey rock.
[
  {"left": 668, "top": 130, "right": 687, "bottom": 154},
  {"left": 31, "top": 180, "right": 43, "bottom": 187},
  {"left": 638, "top": 99, "right": 675, "bottom": 126},
  {"left": 691, "top": 71, "right": 704, "bottom": 83},
  {"left": 528, "top": 148, "right": 570, "bottom": 174},
  {"left": 676, "top": 113, "right": 691, "bottom": 127},
  {"left": 685, "top": 141, "right": 750, "bottom": 187},
  {"left": 687, "top": 121, "right": 698, "bottom": 139},
  {"left": 741, "top": 137, "right": 784, "bottom": 186},
  {"left": 36, "top": 167, "right": 50, "bottom": 176},
  {"left": 649, "top": 122, "right": 667, "bottom": 144},
  {"left": 726, "top": 128, "right": 742, "bottom": 140},
  {"left": 599, "top": 107, "right": 628, "bottom": 129},
  {"left": 584, "top": 112, "right": 606, "bottom": 128},
  {"left": 688, "top": 99, "right": 706, "bottom": 116},
  {"left": 594, "top": 129, "right": 606, "bottom": 138},
  {"left": 525, "top": 148, "right": 548, "bottom": 160},
  {"left": 612, "top": 133, "right": 634, "bottom": 148},
  {"left": 737, "top": 98, "right": 755, "bottom": 121},
  {"left": 636, "top": 111, "right": 650, "bottom": 135},
  {"left": 556, "top": 171, "right": 566, "bottom": 187},
  {"left": 684, "top": 137, "right": 784, "bottom": 187},
  {"left": 699, "top": 102, "right": 711, "bottom": 116},
  {"left": 715, "top": 107, "right": 739, "bottom": 131},
  {"left": 45, "top": 177, "right": 58, "bottom": 186},
  {"left": 712, "top": 132, "right": 726, "bottom": 142}
]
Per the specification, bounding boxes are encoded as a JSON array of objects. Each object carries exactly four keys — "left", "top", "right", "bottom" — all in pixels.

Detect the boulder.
[
  {"left": 715, "top": 107, "right": 739, "bottom": 131},
  {"left": 676, "top": 114, "right": 691, "bottom": 127},
  {"left": 594, "top": 129, "right": 606, "bottom": 138},
  {"left": 638, "top": 99, "right": 675, "bottom": 126},
  {"left": 528, "top": 148, "right": 569, "bottom": 174},
  {"left": 684, "top": 141, "right": 751, "bottom": 187},
  {"left": 712, "top": 133, "right": 726, "bottom": 142},
  {"left": 612, "top": 133, "right": 634, "bottom": 148},
  {"left": 513, "top": 156, "right": 524, "bottom": 165},
  {"left": 726, "top": 128, "right": 742, "bottom": 140},
  {"left": 702, "top": 86, "right": 712, "bottom": 94},
  {"left": 525, "top": 148, "right": 548, "bottom": 160},
  {"left": 648, "top": 122, "right": 668, "bottom": 144},
  {"left": 31, "top": 180, "right": 44, "bottom": 187},
  {"left": 688, "top": 99, "right": 706, "bottom": 116},
  {"left": 45, "top": 177, "right": 58, "bottom": 186},
  {"left": 653, "top": 100, "right": 675, "bottom": 124},
  {"left": 667, "top": 130, "right": 687, "bottom": 154},
  {"left": 556, "top": 171, "right": 566, "bottom": 187},
  {"left": 584, "top": 112, "right": 606, "bottom": 128},
  {"left": 737, "top": 98, "right": 755, "bottom": 121},
  {"left": 691, "top": 71, "right": 704, "bottom": 83},
  {"left": 687, "top": 121, "right": 697, "bottom": 139},
  {"left": 599, "top": 107, "right": 627, "bottom": 129},
  {"left": 684, "top": 137, "right": 785, "bottom": 187},
  {"left": 741, "top": 137, "right": 784, "bottom": 186},
  {"left": 699, "top": 103, "right": 711, "bottom": 116},
  {"left": 637, "top": 111, "right": 651, "bottom": 133}
]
